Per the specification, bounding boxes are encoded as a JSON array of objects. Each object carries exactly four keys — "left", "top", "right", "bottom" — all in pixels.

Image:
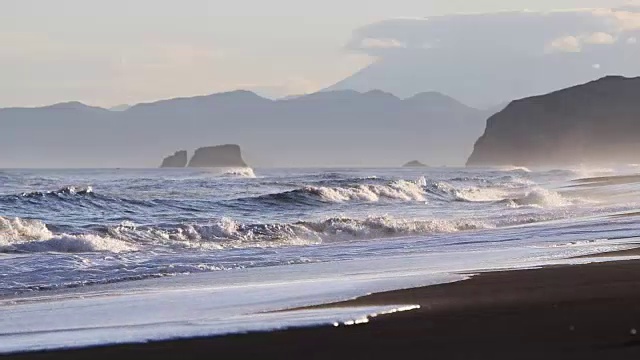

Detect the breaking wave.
[
  {"left": 427, "top": 181, "right": 509, "bottom": 202},
  {"left": 497, "top": 166, "right": 532, "bottom": 173},
  {"left": 0, "top": 216, "right": 135, "bottom": 253},
  {"left": 505, "top": 188, "right": 574, "bottom": 208},
  {"left": 1, "top": 176, "right": 579, "bottom": 216},
  {"left": 18, "top": 186, "right": 94, "bottom": 198},
  {"left": 94, "top": 215, "right": 490, "bottom": 249},
  {"left": 250, "top": 177, "right": 428, "bottom": 204},
  {"left": 221, "top": 167, "right": 256, "bottom": 178},
  {"left": 0, "top": 215, "right": 491, "bottom": 253},
  {"left": 1, "top": 208, "right": 581, "bottom": 255},
  {"left": 234, "top": 175, "right": 573, "bottom": 209},
  {"left": 424, "top": 179, "right": 584, "bottom": 208}
]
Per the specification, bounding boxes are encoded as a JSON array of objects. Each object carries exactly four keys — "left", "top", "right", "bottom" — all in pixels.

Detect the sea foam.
[
  {"left": 285, "top": 177, "right": 428, "bottom": 203},
  {"left": 498, "top": 166, "right": 532, "bottom": 173},
  {"left": 0, "top": 214, "right": 493, "bottom": 253},
  {"left": 430, "top": 181, "right": 509, "bottom": 202},
  {"left": 507, "top": 188, "right": 573, "bottom": 208},
  {"left": 95, "top": 215, "right": 492, "bottom": 250},
  {"left": 19, "top": 186, "right": 94, "bottom": 198},
  {"left": 0, "top": 216, "right": 135, "bottom": 253},
  {"left": 221, "top": 167, "right": 256, "bottom": 178}
]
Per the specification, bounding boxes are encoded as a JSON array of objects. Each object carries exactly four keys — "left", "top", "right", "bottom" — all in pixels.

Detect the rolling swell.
[
  {"left": 19, "top": 185, "right": 95, "bottom": 198},
  {"left": 0, "top": 186, "right": 203, "bottom": 214},
  {"left": 2, "top": 186, "right": 107, "bottom": 203},
  {"left": 0, "top": 186, "right": 125, "bottom": 213},
  {"left": 231, "top": 175, "right": 564, "bottom": 209},
  {"left": 233, "top": 177, "right": 428, "bottom": 206},
  {"left": 0, "top": 174, "right": 574, "bottom": 218}
]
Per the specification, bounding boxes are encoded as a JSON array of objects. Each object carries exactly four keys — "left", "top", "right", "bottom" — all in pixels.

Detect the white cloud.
[
  {"left": 351, "top": 6, "right": 640, "bottom": 57},
  {"left": 359, "top": 38, "right": 406, "bottom": 49},
  {"left": 594, "top": 8, "right": 640, "bottom": 31},
  {"left": 548, "top": 36, "right": 582, "bottom": 53},
  {"left": 628, "top": 36, "right": 638, "bottom": 44},
  {"left": 592, "top": 63, "right": 601, "bottom": 69},
  {"left": 582, "top": 32, "right": 617, "bottom": 44},
  {"left": 547, "top": 32, "right": 616, "bottom": 53},
  {"left": 343, "top": 6, "right": 640, "bottom": 107},
  {"left": 546, "top": 31, "right": 617, "bottom": 53}
]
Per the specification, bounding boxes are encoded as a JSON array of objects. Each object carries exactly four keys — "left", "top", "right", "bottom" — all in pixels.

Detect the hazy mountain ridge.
[
  {"left": 0, "top": 101, "right": 111, "bottom": 113},
  {"left": 0, "top": 90, "right": 490, "bottom": 168},
  {"left": 467, "top": 76, "right": 640, "bottom": 167},
  {"left": 109, "top": 104, "right": 131, "bottom": 112}
]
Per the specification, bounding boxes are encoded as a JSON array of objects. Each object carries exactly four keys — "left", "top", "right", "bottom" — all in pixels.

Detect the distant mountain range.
[
  {"left": 324, "top": 54, "right": 624, "bottom": 109},
  {"left": 0, "top": 90, "right": 491, "bottom": 168},
  {"left": 467, "top": 76, "right": 640, "bottom": 167}
]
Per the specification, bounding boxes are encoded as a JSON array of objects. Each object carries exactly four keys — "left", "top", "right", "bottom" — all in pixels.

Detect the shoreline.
[
  {"left": 574, "top": 246, "right": 640, "bottom": 258},
  {"left": 5, "top": 257, "right": 640, "bottom": 359}
]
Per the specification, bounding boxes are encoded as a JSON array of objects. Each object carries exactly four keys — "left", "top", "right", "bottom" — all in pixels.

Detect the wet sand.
[
  {"left": 5, "top": 259, "right": 640, "bottom": 360},
  {"left": 576, "top": 246, "right": 640, "bottom": 258}
]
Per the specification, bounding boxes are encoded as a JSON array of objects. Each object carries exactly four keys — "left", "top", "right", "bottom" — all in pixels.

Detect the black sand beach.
[{"left": 5, "top": 256, "right": 640, "bottom": 360}]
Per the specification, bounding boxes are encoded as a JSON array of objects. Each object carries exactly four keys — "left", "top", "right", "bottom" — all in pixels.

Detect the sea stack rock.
[
  {"left": 188, "top": 144, "right": 248, "bottom": 168},
  {"left": 403, "top": 160, "right": 428, "bottom": 167},
  {"left": 467, "top": 76, "right": 640, "bottom": 167},
  {"left": 160, "top": 150, "right": 188, "bottom": 168}
]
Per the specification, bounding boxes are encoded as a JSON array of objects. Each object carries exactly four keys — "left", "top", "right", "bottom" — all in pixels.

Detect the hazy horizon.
[
  {"left": 3, "top": 1, "right": 640, "bottom": 168},
  {"left": 2, "top": 0, "right": 636, "bottom": 108}
]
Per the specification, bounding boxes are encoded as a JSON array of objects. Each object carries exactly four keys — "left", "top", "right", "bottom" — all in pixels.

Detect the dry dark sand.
[{"left": 5, "top": 259, "right": 640, "bottom": 360}]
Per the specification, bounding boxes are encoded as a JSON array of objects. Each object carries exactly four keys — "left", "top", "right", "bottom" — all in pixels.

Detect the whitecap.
[
  {"left": 221, "top": 168, "right": 256, "bottom": 178},
  {"left": 507, "top": 188, "right": 572, "bottom": 208},
  {"left": 303, "top": 178, "right": 427, "bottom": 203},
  {"left": 0, "top": 216, "right": 135, "bottom": 253},
  {"left": 497, "top": 165, "right": 532, "bottom": 173}
]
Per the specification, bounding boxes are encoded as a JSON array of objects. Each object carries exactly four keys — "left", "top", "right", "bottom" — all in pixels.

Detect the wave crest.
[
  {"left": 498, "top": 166, "right": 532, "bottom": 173},
  {"left": 428, "top": 181, "right": 508, "bottom": 202},
  {"left": 111, "top": 215, "right": 491, "bottom": 249},
  {"left": 0, "top": 216, "right": 135, "bottom": 253},
  {"left": 255, "top": 177, "right": 428, "bottom": 205},
  {"left": 19, "top": 186, "right": 94, "bottom": 198},
  {"left": 506, "top": 188, "right": 572, "bottom": 208},
  {"left": 221, "top": 167, "right": 256, "bottom": 178},
  {"left": 299, "top": 216, "right": 489, "bottom": 242},
  {"left": 304, "top": 180, "right": 426, "bottom": 203},
  {"left": 0, "top": 214, "right": 492, "bottom": 253}
]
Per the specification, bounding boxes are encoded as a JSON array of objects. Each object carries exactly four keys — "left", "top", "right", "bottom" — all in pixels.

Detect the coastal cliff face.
[
  {"left": 467, "top": 76, "right": 640, "bottom": 167},
  {"left": 187, "top": 144, "right": 248, "bottom": 168},
  {"left": 160, "top": 151, "right": 188, "bottom": 168}
]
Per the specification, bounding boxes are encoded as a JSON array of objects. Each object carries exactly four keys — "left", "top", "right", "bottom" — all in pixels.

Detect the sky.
[{"left": 0, "top": 0, "right": 633, "bottom": 108}]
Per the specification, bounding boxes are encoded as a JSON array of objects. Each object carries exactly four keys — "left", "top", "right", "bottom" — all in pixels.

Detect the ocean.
[{"left": 2, "top": 165, "right": 640, "bottom": 351}]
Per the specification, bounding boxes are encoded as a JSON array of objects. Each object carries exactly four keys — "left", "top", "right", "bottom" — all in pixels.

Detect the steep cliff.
[
  {"left": 160, "top": 151, "right": 188, "bottom": 168},
  {"left": 187, "top": 145, "right": 248, "bottom": 168},
  {"left": 467, "top": 76, "right": 640, "bottom": 167}
]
